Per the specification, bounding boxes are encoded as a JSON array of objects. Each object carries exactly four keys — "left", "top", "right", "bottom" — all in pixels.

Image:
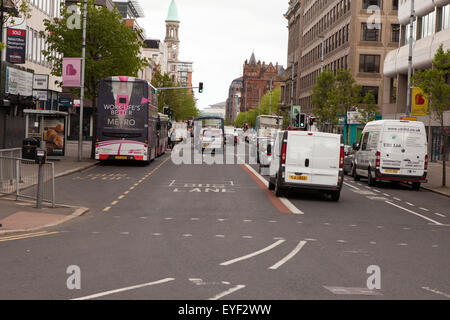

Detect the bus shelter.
[{"left": 23, "top": 109, "right": 68, "bottom": 159}]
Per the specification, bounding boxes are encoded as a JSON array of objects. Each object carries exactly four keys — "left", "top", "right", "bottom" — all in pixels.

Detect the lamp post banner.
[
  {"left": 6, "top": 28, "right": 26, "bottom": 64},
  {"left": 62, "top": 58, "right": 82, "bottom": 87}
]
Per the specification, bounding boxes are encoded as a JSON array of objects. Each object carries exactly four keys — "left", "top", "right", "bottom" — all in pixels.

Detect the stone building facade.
[{"left": 241, "top": 53, "right": 283, "bottom": 113}]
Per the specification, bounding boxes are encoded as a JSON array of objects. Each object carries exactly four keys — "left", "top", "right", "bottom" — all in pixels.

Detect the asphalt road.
[{"left": 0, "top": 147, "right": 449, "bottom": 300}]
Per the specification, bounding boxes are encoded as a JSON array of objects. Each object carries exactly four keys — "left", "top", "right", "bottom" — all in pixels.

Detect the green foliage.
[
  {"left": 151, "top": 66, "right": 199, "bottom": 121},
  {"left": 356, "top": 90, "right": 379, "bottom": 124},
  {"left": 2, "top": 1, "right": 32, "bottom": 26},
  {"left": 411, "top": 44, "right": 450, "bottom": 186},
  {"left": 40, "top": 0, "right": 148, "bottom": 102},
  {"left": 311, "top": 70, "right": 336, "bottom": 126},
  {"left": 233, "top": 87, "right": 281, "bottom": 128}
]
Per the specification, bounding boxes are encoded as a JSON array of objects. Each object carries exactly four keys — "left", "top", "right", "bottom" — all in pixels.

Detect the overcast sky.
[{"left": 138, "top": 0, "right": 289, "bottom": 110}]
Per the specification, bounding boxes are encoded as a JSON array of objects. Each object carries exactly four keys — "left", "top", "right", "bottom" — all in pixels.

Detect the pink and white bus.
[{"left": 95, "top": 76, "right": 159, "bottom": 164}]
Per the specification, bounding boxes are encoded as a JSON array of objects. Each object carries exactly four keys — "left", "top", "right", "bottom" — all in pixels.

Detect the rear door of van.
[
  {"left": 380, "top": 123, "right": 427, "bottom": 177},
  {"left": 284, "top": 132, "right": 340, "bottom": 186}
]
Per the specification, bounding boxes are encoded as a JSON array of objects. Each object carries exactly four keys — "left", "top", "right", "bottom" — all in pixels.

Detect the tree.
[
  {"left": 412, "top": 44, "right": 450, "bottom": 187},
  {"left": 312, "top": 70, "right": 336, "bottom": 132},
  {"left": 0, "top": 1, "right": 32, "bottom": 51},
  {"left": 40, "top": 0, "right": 148, "bottom": 158},
  {"left": 150, "top": 66, "right": 199, "bottom": 121},
  {"left": 356, "top": 90, "right": 379, "bottom": 125},
  {"left": 329, "top": 69, "right": 362, "bottom": 143}
]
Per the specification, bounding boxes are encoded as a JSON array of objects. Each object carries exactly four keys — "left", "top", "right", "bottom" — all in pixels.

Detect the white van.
[
  {"left": 268, "top": 130, "right": 344, "bottom": 201},
  {"left": 352, "top": 120, "right": 428, "bottom": 190}
]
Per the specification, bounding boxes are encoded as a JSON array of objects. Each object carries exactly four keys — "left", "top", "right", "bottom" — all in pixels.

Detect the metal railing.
[{"left": 0, "top": 156, "right": 55, "bottom": 207}]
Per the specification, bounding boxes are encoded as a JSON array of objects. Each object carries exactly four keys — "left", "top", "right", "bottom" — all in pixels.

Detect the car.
[
  {"left": 200, "top": 128, "right": 223, "bottom": 153},
  {"left": 268, "top": 130, "right": 344, "bottom": 201},
  {"left": 343, "top": 145, "right": 355, "bottom": 176},
  {"left": 352, "top": 120, "right": 428, "bottom": 190}
]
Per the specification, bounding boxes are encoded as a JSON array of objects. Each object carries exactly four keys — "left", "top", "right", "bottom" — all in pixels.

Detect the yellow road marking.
[
  {"left": 103, "top": 207, "right": 111, "bottom": 212},
  {"left": 124, "top": 191, "right": 130, "bottom": 194},
  {"left": 0, "top": 231, "right": 60, "bottom": 242},
  {"left": 111, "top": 201, "right": 118, "bottom": 205},
  {"left": 118, "top": 195, "right": 125, "bottom": 199}
]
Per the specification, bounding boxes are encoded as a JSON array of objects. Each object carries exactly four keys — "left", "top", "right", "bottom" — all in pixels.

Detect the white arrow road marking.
[
  {"left": 209, "top": 285, "right": 246, "bottom": 300},
  {"left": 72, "top": 278, "right": 175, "bottom": 300},
  {"left": 269, "top": 240, "right": 307, "bottom": 270},
  {"left": 385, "top": 201, "right": 443, "bottom": 226},
  {"left": 220, "top": 239, "right": 285, "bottom": 266}
]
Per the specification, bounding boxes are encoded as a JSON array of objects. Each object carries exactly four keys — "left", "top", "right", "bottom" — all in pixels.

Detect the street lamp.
[
  {"left": 78, "top": 0, "right": 87, "bottom": 161},
  {"left": 289, "top": 60, "right": 295, "bottom": 126},
  {"left": 406, "top": 0, "right": 415, "bottom": 117},
  {"left": 318, "top": 35, "right": 325, "bottom": 73}
]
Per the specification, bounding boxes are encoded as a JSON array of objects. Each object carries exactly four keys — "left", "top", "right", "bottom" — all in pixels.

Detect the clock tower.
[{"left": 165, "top": 0, "right": 180, "bottom": 83}]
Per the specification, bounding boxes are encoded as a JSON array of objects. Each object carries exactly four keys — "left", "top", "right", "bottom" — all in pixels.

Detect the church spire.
[
  {"left": 249, "top": 52, "right": 256, "bottom": 66},
  {"left": 166, "top": 0, "right": 180, "bottom": 22}
]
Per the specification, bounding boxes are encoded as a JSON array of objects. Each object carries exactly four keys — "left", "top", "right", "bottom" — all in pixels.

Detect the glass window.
[
  {"left": 361, "top": 23, "right": 382, "bottom": 41},
  {"left": 359, "top": 55, "right": 381, "bottom": 73},
  {"left": 419, "top": 10, "right": 435, "bottom": 39},
  {"left": 363, "top": 0, "right": 382, "bottom": 9},
  {"left": 391, "top": 24, "right": 400, "bottom": 42},
  {"left": 33, "top": 31, "right": 37, "bottom": 62},
  {"left": 403, "top": 21, "right": 416, "bottom": 45},
  {"left": 392, "top": 0, "right": 398, "bottom": 11},
  {"left": 439, "top": 4, "right": 450, "bottom": 31}
]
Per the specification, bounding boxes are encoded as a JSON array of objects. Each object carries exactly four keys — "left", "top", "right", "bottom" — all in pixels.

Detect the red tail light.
[
  {"left": 339, "top": 146, "right": 344, "bottom": 168},
  {"left": 281, "top": 142, "right": 287, "bottom": 164},
  {"left": 425, "top": 154, "right": 428, "bottom": 170},
  {"left": 376, "top": 151, "right": 381, "bottom": 168}
]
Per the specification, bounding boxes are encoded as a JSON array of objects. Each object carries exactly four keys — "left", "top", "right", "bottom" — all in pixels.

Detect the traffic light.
[
  {"left": 295, "top": 113, "right": 300, "bottom": 127},
  {"left": 199, "top": 82, "right": 203, "bottom": 93},
  {"left": 299, "top": 114, "right": 306, "bottom": 128}
]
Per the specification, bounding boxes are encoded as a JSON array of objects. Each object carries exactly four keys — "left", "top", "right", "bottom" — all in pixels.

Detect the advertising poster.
[
  {"left": 62, "top": 58, "right": 81, "bottom": 87},
  {"left": 42, "top": 118, "right": 66, "bottom": 156},
  {"left": 6, "top": 28, "right": 26, "bottom": 64},
  {"left": 412, "top": 87, "right": 428, "bottom": 116},
  {"left": 5, "top": 66, "right": 33, "bottom": 97}
]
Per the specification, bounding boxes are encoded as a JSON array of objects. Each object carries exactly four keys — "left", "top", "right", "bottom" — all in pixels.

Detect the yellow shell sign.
[{"left": 411, "top": 87, "right": 428, "bottom": 116}]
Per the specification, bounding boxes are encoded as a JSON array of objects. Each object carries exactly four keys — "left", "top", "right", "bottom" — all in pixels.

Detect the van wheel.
[
  {"left": 368, "top": 168, "right": 376, "bottom": 186},
  {"left": 268, "top": 179, "right": 275, "bottom": 190},
  {"left": 330, "top": 190, "right": 341, "bottom": 202},
  {"left": 412, "top": 182, "right": 421, "bottom": 190},
  {"left": 274, "top": 177, "right": 283, "bottom": 197},
  {"left": 353, "top": 165, "right": 360, "bottom": 181}
]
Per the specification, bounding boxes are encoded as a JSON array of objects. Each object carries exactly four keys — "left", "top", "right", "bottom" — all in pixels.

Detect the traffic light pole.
[{"left": 157, "top": 86, "right": 200, "bottom": 91}]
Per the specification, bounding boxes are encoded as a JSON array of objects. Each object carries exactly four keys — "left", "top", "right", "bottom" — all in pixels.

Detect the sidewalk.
[
  {"left": 0, "top": 140, "right": 95, "bottom": 235},
  {"left": 422, "top": 161, "right": 450, "bottom": 197},
  {"left": 51, "top": 141, "right": 97, "bottom": 178}
]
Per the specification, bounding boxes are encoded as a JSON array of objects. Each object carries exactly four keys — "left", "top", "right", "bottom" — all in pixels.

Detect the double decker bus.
[
  {"left": 157, "top": 113, "right": 169, "bottom": 157},
  {"left": 95, "top": 76, "right": 159, "bottom": 164}
]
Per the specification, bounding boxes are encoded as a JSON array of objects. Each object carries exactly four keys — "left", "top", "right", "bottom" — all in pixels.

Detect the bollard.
[{"left": 36, "top": 163, "right": 44, "bottom": 209}]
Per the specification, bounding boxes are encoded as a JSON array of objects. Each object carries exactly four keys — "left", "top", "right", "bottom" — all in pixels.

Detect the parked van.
[
  {"left": 268, "top": 130, "right": 344, "bottom": 201},
  {"left": 352, "top": 120, "right": 428, "bottom": 190}
]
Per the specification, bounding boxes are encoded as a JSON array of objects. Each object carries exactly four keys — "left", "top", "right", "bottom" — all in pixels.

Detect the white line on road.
[
  {"left": 344, "top": 182, "right": 360, "bottom": 190},
  {"left": 385, "top": 201, "right": 443, "bottom": 226},
  {"left": 243, "top": 163, "right": 304, "bottom": 214},
  {"left": 434, "top": 213, "right": 446, "bottom": 218},
  {"left": 383, "top": 193, "right": 390, "bottom": 197},
  {"left": 220, "top": 239, "right": 285, "bottom": 266},
  {"left": 169, "top": 180, "right": 175, "bottom": 187},
  {"left": 393, "top": 197, "right": 401, "bottom": 201},
  {"left": 269, "top": 240, "right": 307, "bottom": 270},
  {"left": 422, "top": 287, "right": 450, "bottom": 299},
  {"left": 209, "top": 284, "right": 246, "bottom": 300},
  {"left": 405, "top": 202, "right": 415, "bottom": 206},
  {"left": 215, "top": 235, "right": 225, "bottom": 238},
  {"left": 72, "top": 278, "right": 175, "bottom": 300},
  {"left": 279, "top": 197, "right": 304, "bottom": 214},
  {"left": 419, "top": 207, "right": 430, "bottom": 212}
]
